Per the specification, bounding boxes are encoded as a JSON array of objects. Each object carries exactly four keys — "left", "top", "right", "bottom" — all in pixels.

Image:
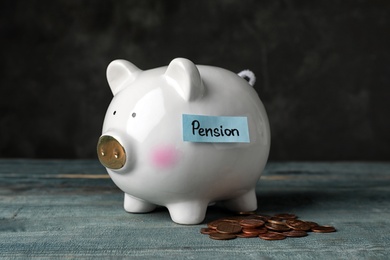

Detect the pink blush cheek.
[{"left": 150, "top": 146, "right": 180, "bottom": 169}]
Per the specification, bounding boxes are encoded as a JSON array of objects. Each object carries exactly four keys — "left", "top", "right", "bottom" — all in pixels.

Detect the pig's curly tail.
[{"left": 238, "top": 70, "right": 256, "bottom": 87}]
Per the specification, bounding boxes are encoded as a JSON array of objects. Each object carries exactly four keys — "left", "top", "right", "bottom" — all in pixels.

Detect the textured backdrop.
[{"left": 1, "top": 0, "right": 389, "bottom": 160}]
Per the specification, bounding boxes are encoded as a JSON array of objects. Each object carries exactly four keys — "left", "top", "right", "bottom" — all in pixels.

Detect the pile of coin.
[{"left": 200, "top": 212, "right": 336, "bottom": 240}]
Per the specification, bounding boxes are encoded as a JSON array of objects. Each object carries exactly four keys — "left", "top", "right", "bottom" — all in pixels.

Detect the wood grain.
[{"left": 1, "top": 160, "right": 389, "bottom": 259}]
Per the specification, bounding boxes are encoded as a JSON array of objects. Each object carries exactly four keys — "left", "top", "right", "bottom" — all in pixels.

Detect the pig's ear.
[
  {"left": 164, "top": 58, "right": 204, "bottom": 101},
  {"left": 106, "top": 60, "right": 141, "bottom": 95}
]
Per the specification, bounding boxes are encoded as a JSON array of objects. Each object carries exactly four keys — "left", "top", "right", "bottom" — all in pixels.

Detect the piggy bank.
[{"left": 97, "top": 58, "right": 270, "bottom": 224}]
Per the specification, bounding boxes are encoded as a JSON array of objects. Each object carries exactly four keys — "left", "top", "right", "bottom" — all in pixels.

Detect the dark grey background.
[{"left": 1, "top": 0, "right": 389, "bottom": 161}]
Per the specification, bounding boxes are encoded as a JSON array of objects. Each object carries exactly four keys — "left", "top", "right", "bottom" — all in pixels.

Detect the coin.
[
  {"left": 311, "top": 225, "right": 336, "bottom": 233},
  {"left": 259, "top": 232, "right": 286, "bottom": 241},
  {"left": 236, "top": 232, "right": 259, "bottom": 238},
  {"left": 216, "top": 222, "right": 242, "bottom": 234},
  {"left": 265, "top": 222, "right": 291, "bottom": 232},
  {"left": 282, "top": 230, "right": 308, "bottom": 237},
  {"left": 305, "top": 221, "right": 319, "bottom": 229},
  {"left": 246, "top": 214, "right": 270, "bottom": 222},
  {"left": 200, "top": 228, "right": 217, "bottom": 235},
  {"left": 208, "top": 220, "right": 230, "bottom": 229},
  {"left": 242, "top": 227, "right": 268, "bottom": 235},
  {"left": 286, "top": 219, "right": 311, "bottom": 231},
  {"left": 239, "top": 218, "right": 265, "bottom": 228},
  {"left": 267, "top": 217, "right": 286, "bottom": 225},
  {"left": 222, "top": 216, "right": 242, "bottom": 223},
  {"left": 209, "top": 233, "right": 237, "bottom": 240},
  {"left": 274, "top": 213, "right": 297, "bottom": 220}
]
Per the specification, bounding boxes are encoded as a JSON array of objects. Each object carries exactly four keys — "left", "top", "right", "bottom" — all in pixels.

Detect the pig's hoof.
[
  {"left": 167, "top": 201, "right": 208, "bottom": 225},
  {"left": 124, "top": 193, "right": 156, "bottom": 213},
  {"left": 222, "top": 189, "right": 258, "bottom": 212}
]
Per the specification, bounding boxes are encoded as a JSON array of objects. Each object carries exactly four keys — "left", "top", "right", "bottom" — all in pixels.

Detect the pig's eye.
[
  {"left": 132, "top": 112, "right": 136, "bottom": 118},
  {"left": 113, "top": 111, "right": 117, "bottom": 115}
]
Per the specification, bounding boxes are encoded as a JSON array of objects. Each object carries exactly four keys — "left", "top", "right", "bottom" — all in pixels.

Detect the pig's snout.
[{"left": 97, "top": 136, "right": 126, "bottom": 170}]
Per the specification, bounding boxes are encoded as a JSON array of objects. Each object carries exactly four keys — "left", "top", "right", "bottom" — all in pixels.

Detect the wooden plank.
[{"left": 0, "top": 160, "right": 389, "bottom": 259}]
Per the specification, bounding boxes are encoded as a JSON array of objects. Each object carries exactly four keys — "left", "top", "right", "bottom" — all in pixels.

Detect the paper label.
[{"left": 182, "top": 114, "right": 250, "bottom": 143}]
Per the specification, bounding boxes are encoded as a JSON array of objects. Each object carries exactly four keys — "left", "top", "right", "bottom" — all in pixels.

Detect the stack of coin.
[{"left": 200, "top": 212, "right": 336, "bottom": 240}]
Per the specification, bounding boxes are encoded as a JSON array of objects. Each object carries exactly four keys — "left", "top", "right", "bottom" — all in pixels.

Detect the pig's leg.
[
  {"left": 167, "top": 200, "right": 208, "bottom": 225},
  {"left": 222, "top": 188, "right": 257, "bottom": 212},
  {"left": 124, "top": 193, "right": 156, "bottom": 213}
]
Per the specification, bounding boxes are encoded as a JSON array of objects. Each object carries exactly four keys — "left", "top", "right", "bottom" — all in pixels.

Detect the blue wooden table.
[{"left": 1, "top": 160, "right": 389, "bottom": 259}]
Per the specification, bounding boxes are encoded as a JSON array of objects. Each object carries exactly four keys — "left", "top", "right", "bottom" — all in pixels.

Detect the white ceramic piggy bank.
[{"left": 97, "top": 58, "right": 270, "bottom": 224}]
